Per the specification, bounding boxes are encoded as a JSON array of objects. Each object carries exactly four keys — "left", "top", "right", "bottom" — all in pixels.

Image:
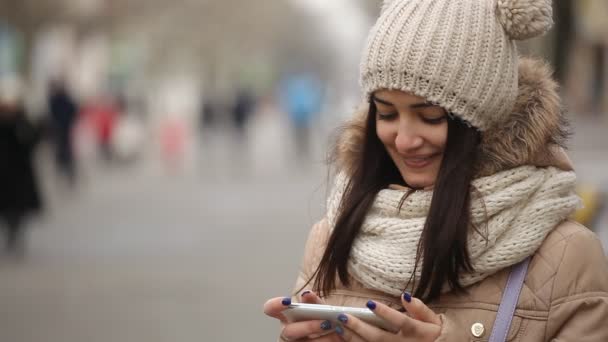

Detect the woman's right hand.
[{"left": 263, "top": 291, "right": 341, "bottom": 341}]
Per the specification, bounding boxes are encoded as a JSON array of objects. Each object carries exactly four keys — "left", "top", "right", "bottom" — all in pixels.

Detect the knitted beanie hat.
[{"left": 360, "top": 0, "right": 554, "bottom": 131}]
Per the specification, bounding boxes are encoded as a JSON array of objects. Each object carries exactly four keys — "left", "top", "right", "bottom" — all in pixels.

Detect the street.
[{"left": 0, "top": 112, "right": 606, "bottom": 342}]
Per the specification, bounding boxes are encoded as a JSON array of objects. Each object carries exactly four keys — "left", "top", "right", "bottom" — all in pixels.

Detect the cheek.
[
  {"left": 376, "top": 122, "right": 396, "bottom": 147},
  {"left": 430, "top": 125, "right": 448, "bottom": 150}
]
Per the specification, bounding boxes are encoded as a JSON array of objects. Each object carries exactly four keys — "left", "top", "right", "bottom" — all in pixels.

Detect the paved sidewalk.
[{"left": 0, "top": 112, "right": 606, "bottom": 342}]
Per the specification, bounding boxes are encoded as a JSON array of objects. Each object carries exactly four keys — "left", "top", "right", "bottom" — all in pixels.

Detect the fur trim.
[
  {"left": 333, "top": 57, "right": 572, "bottom": 177},
  {"left": 476, "top": 58, "right": 570, "bottom": 176},
  {"left": 333, "top": 105, "right": 367, "bottom": 176}
]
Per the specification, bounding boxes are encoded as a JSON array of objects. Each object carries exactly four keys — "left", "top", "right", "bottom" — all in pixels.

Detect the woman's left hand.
[{"left": 336, "top": 292, "right": 442, "bottom": 341}]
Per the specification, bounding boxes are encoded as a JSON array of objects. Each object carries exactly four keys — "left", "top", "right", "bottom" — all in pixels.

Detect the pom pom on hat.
[{"left": 497, "top": 0, "right": 554, "bottom": 40}]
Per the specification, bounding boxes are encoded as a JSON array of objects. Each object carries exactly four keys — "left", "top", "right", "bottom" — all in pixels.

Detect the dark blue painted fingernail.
[
  {"left": 321, "top": 320, "right": 332, "bottom": 330},
  {"left": 337, "top": 313, "right": 348, "bottom": 323},
  {"left": 281, "top": 297, "right": 291, "bottom": 306},
  {"left": 403, "top": 292, "right": 412, "bottom": 303},
  {"left": 366, "top": 300, "right": 376, "bottom": 310},
  {"left": 301, "top": 290, "right": 311, "bottom": 297},
  {"left": 335, "top": 325, "right": 344, "bottom": 336}
]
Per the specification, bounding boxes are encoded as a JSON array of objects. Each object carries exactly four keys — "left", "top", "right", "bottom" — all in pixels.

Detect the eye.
[
  {"left": 419, "top": 106, "right": 447, "bottom": 124},
  {"left": 377, "top": 112, "right": 398, "bottom": 121},
  {"left": 421, "top": 115, "right": 447, "bottom": 125}
]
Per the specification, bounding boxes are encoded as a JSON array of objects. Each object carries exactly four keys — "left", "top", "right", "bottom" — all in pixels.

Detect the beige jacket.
[
  {"left": 281, "top": 57, "right": 608, "bottom": 340},
  {"left": 291, "top": 218, "right": 608, "bottom": 341}
]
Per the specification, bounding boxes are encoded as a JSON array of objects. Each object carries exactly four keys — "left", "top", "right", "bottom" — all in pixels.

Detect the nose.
[{"left": 395, "top": 122, "right": 423, "bottom": 153}]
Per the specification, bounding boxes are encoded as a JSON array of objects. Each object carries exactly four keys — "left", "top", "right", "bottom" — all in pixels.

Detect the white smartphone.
[{"left": 282, "top": 303, "right": 399, "bottom": 333}]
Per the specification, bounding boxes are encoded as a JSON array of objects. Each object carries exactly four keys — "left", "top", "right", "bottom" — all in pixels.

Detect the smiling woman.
[
  {"left": 372, "top": 90, "right": 449, "bottom": 190},
  {"left": 263, "top": 0, "right": 608, "bottom": 341},
  {"left": 314, "top": 90, "right": 482, "bottom": 305}
]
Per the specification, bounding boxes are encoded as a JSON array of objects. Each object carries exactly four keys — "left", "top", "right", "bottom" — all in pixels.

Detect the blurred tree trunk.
[{"left": 554, "top": 0, "right": 574, "bottom": 83}]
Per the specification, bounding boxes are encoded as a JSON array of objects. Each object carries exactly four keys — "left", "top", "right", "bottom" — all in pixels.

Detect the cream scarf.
[{"left": 326, "top": 166, "right": 581, "bottom": 296}]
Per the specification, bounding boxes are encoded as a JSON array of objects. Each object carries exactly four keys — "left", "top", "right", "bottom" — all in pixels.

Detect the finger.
[
  {"left": 365, "top": 300, "right": 427, "bottom": 336},
  {"left": 335, "top": 325, "right": 365, "bottom": 342},
  {"left": 281, "top": 320, "right": 335, "bottom": 341},
  {"left": 401, "top": 292, "right": 441, "bottom": 325},
  {"left": 263, "top": 296, "right": 293, "bottom": 322},
  {"left": 336, "top": 313, "right": 387, "bottom": 342},
  {"left": 300, "top": 290, "right": 325, "bottom": 304},
  {"left": 307, "top": 330, "right": 341, "bottom": 341},
  {"left": 363, "top": 300, "right": 407, "bottom": 333},
  {"left": 307, "top": 331, "right": 341, "bottom": 342}
]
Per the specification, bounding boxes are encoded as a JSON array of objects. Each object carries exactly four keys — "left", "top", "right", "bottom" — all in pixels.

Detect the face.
[{"left": 373, "top": 89, "right": 448, "bottom": 189}]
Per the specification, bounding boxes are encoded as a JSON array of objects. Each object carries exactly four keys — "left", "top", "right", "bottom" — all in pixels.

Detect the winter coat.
[
  {"left": 291, "top": 218, "right": 608, "bottom": 341},
  {"left": 284, "top": 57, "right": 608, "bottom": 341},
  {"left": 0, "top": 107, "right": 42, "bottom": 216}
]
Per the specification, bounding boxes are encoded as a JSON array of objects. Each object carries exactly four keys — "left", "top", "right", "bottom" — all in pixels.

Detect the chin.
[
  {"left": 402, "top": 175, "right": 434, "bottom": 189},
  {"left": 407, "top": 182, "right": 431, "bottom": 189}
]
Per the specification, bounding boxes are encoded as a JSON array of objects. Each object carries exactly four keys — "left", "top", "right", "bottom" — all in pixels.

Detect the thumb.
[
  {"left": 401, "top": 292, "right": 441, "bottom": 325},
  {"left": 263, "top": 296, "right": 293, "bottom": 322}
]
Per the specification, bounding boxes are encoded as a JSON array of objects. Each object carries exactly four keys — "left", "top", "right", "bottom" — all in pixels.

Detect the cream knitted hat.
[{"left": 360, "top": 0, "right": 554, "bottom": 131}]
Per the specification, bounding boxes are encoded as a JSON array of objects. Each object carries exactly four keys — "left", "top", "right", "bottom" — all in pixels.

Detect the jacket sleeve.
[
  {"left": 275, "top": 219, "right": 331, "bottom": 342},
  {"left": 544, "top": 226, "right": 608, "bottom": 341},
  {"left": 291, "top": 218, "right": 331, "bottom": 297}
]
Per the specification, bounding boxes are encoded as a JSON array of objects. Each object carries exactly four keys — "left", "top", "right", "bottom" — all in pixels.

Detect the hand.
[
  {"left": 335, "top": 292, "right": 442, "bottom": 341},
  {"left": 263, "top": 291, "right": 342, "bottom": 341}
]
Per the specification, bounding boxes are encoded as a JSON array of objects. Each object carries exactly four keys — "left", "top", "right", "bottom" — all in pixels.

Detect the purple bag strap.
[{"left": 488, "top": 257, "right": 531, "bottom": 342}]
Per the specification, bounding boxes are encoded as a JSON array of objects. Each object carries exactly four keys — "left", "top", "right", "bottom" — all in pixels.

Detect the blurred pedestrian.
[
  {"left": 231, "top": 87, "right": 255, "bottom": 140},
  {"left": 159, "top": 114, "right": 187, "bottom": 171},
  {"left": 0, "top": 79, "right": 42, "bottom": 256},
  {"left": 48, "top": 79, "right": 78, "bottom": 184},
  {"left": 201, "top": 99, "right": 216, "bottom": 129},
  {"left": 264, "top": 0, "right": 608, "bottom": 341},
  {"left": 110, "top": 108, "right": 145, "bottom": 164},
  {"left": 280, "top": 73, "right": 323, "bottom": 161},
  {"left": 79, "top": 94, "right": 120, "bottom": 161}
]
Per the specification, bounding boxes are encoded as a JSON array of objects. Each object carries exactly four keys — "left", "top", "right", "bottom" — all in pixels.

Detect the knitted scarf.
[{"left": 326, "top": 166, "right": 581, "bottom": 296}]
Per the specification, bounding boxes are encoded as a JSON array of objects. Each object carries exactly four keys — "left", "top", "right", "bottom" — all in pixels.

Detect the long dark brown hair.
[{"left": 305, "top": 101, "right": 482, "bottom": 303}]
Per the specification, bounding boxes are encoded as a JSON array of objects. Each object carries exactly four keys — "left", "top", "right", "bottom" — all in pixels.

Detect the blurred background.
[{"left": 0, "top": 1, "right": 606, "bottom": 341}]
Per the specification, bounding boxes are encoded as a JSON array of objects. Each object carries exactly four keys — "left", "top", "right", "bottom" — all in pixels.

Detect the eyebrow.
[{"left": 372, "top": 95, "right": 435, "bottom": 109}]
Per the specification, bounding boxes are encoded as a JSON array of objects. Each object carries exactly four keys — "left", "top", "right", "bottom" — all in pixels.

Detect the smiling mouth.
[{"left": 402, "top": 154, "right": 438, "bottom": 168}]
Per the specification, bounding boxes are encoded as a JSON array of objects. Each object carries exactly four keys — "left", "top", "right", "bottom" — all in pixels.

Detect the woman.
[{"left": 264, "top": 0, "right": 608, "bottom": 341}]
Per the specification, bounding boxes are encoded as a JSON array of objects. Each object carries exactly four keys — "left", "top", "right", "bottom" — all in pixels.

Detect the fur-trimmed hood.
[{"left": 334, "top": 57, "right": 573, "bottom": 178}]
